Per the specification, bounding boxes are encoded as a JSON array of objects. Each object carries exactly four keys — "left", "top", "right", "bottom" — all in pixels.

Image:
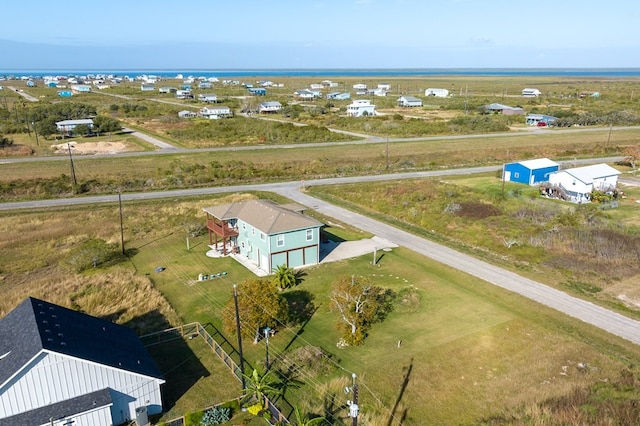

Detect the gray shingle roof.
[
  {"left": 0, "top": 297, "right": 163, "bottom": 388},
  {"left": 0, "top": 388, "right": 112, "bottom": 426},
  {"left": 203, "top": 199, "right": 323, "bottom": 235}
]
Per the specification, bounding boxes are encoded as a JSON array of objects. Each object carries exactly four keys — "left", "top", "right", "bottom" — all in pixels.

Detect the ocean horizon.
[{"left": 3, "top": 68, "right": 640, "bottom": 78}]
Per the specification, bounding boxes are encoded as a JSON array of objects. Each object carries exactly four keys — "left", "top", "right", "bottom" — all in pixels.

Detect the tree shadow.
[
  {"left": 121, "top": 309, "right": 175, "bottom": 336},
  {"left": 322, "top": 391, "right": 348, "bottom": 425},
  {"left": 386, "top": 357, "right": 413, "bottom": 426},
  {"left": 145, "top": 336, "right": 210, "bottom": 412},
  {"left": 294, "top": 269, "right": 307, "bottom": 286},
  {"left": 282, "top": 291, "right": 319, "bottom": 352},
  {"left": 283, "top": 289, "right": 316, "bottom": 324}
]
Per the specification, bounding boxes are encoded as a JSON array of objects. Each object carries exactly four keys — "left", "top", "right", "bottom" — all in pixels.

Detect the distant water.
[{"left": 4, "top": 68, "right": 640, "bottom": 78}]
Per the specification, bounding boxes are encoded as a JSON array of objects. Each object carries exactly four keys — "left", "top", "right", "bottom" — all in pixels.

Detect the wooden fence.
[{"left": 140, "top": 322, "right": 289, "bottom": 425}]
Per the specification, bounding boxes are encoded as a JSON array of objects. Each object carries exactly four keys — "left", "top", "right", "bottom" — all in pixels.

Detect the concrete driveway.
[{"left": 320, "top": 236, "right": 397, "bottom": 263}]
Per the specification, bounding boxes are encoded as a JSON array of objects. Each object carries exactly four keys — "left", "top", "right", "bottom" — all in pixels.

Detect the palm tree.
[
  {"left": 241, "top": 368, "right": 282, "bottom": 411},
  {"left": 272, "top": 264, "right": 297, "bottom": 290},
  {"left": 289, "top": 406, "right": 327, "bottom": 425}
]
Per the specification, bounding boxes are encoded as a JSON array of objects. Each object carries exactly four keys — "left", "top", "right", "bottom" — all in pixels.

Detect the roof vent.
[
  {"left": 45, "top": 329, "right": 51, "bottom": 333},
  {"left": 49, "top": 306, "right": 54, "bottom": 310},
  {"left": 47, "top": 338, "right": 53, "bottom": 342},
  {"left": 60, "top": 342, "right": 66, "bottom": 346},
  {"left": 39, "top": 311, "right": 45, "bottom": 315},
  {"left": 58, "top": 333, "right": 64, "bottom": 338},
  {"left": 42, "top": 320, "right": 48, "bottom": 324}
]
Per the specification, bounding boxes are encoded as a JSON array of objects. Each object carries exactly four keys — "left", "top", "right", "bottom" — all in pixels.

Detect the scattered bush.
[{"left": 201, "top": 406, "right": 232, "bottom": 426}]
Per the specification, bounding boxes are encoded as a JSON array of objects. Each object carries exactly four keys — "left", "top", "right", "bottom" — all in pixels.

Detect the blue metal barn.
[{"left": 504, "top": 158, "right": 559, "bottom": 185}]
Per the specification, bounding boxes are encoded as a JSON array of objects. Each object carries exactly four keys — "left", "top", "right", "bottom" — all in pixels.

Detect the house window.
[
  {"left": 514, "top": 172, "right": 519, "bottom": 178},
  {"left": 260, "top": 232, "right": 266, "bottom": 241},
  {"left": 252, "top": 228, "right": 255, "bottom": 236},
  {"left": 276, "top": 235, "right": 285, "bottom": 247},
  {"left": 242, "top": 222, "right": 246, "bottom": 230},
  {"left": 306, "top": 229, "right": 313, "bottom": 241}
]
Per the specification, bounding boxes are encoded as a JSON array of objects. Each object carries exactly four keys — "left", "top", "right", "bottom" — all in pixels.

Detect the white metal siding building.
[
  {"left": 425, "top": 88, "right": 449, "bottom": 97},
  {"left": 548, "top": 164, "right": 621, "bottom": 203},
  {"left": 0, "top": 298, "right": 164, "bottom": 426}
]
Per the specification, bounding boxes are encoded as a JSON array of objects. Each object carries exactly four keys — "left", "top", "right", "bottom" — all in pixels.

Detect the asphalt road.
[{"left": 2, "top": 169, "right": 639, "bottom": 346}]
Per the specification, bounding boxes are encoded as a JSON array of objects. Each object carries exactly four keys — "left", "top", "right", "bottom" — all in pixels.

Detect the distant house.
[
  {"left": 199, "top": 105, "right": 232, "bottom": 119},
  {"left": 329, "top": 92, "right": 351, "bottom": 100},
  {"left": 547, "top": 164, "right": 621, "bottom": 203},
  {"left": 346, "top": 100, "right": 376, "bottom": 117},
  {"left": 352, "top": 83, "right": 367, "bottom": 91},
  {"left": 198, "top": 81, "right": 213, "bottom": 89},
  {"left": 248, "top": 87, "right": 266, "bottom": 96},
  {"left": 309, "top": 83, "right": 324, "bottom": 90},
  {"left": 176, "top": 89, "right": 193, "bottom": 99},
  {"left": 503, "top": 158, "right": 560, "bottom": 185},
  {"left": 70, "top": 84, "right": 91, "bottom": 94},
  {"left": 178, "top": 110, "right": 197, "bottom": 118},
  {"left": 259, "top": 101, "right": 282, "bottom": 113},
  {"left": 526, "top": 113, "right": 557, "bottom": 126},
  {"left": 46, "top": 81, "right": 58, "bottom": 88},
  {"left": 198, "top": 93, "right": 218, "bottom": 103},
  {"left": 484, "top": 103, "right": 524, "bottom": 115},
  {"left": 55, "top": 118, "right": 94, "bottom": 136},
  {"left": 378, "top": 83, "right": 391, "bottom": 91},
  {"left": 368, "top": 88, "right": 387, "bottom": 97},
  {"left": 140, "top": 83, "right": 155, "bottom": 91},
  {"left": 0, "top": 297, "right": 164, "bottom": 426},
  {"left": 57, "top": 90, "right": 73, "bottom": 97},
  {"left": 203, "top": 199, "right": 324, "bottom": 274},
  {"left": 26, "top": 80, "right": 36, "bottom": 87},
  {"left": 522, "top": 88, "right": 541, "bottom": 97},
  {"left": 322, "top": 80, "right": 338, "bottom": 88},
  {"left": 425, "top": 88, "right": 449, "bottom": 97},
  {"left": 397, "top": 95, "right": 422, "bottom": 107},
  {"left": 159, "top": 87, "right": 177, "bottom": 94},
  {"left": 180, "top": 84, "right": 192, "bottom": 90},
  {"left": 295, "top": 89, "right": 315, "bottom": 100}
]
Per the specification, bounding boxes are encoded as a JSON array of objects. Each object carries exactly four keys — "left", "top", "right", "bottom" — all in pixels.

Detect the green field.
[{"left": 2, "top": 74, "right": 640, "bottom": 425}]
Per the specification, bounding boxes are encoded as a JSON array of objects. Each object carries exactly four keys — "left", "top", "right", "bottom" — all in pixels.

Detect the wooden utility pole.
[
  {"left": 67, "top": 142, "right": 77, "bottom": 192},
  {"left": 233, "top": 285, "right": 246, "bottom": 389},
  {"left": 118, "top": 192, "right": 125, "bottom": 255}
]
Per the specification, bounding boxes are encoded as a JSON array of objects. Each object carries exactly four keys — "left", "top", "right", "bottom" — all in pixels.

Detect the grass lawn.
[{"left": 125, "top": 205, "right": 640, "bottom": 425}]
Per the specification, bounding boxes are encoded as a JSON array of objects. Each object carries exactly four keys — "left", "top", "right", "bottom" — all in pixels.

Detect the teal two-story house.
[{"left": 203, "top": 199, "right": 324, "bottom": 274}]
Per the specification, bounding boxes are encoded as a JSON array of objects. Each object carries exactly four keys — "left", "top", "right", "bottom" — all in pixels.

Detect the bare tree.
[{"left": 329, "top": 275, "right": 395, "bottom": 345}]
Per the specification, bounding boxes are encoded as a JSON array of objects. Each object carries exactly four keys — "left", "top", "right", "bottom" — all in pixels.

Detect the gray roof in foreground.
[
  {"left": 0, "top": 388, "right": 112, "bottom": 426},
  {"left": 0, "top": 297, "right": 163, "bottom": 387}
]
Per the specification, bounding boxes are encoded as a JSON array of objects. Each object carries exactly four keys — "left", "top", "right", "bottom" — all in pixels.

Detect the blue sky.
[{"left": 1, "top": 0, "right": 639, "bottom": 70}]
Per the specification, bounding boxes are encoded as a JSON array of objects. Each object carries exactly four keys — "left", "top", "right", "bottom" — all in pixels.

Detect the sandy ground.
[{"left": 51, "top": 141, "right": 131, "bottom": 155}]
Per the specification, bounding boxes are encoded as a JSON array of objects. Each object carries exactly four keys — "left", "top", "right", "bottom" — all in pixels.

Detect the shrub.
[{"left": 201, "top": 406, "right": 232, "bottom": 425}]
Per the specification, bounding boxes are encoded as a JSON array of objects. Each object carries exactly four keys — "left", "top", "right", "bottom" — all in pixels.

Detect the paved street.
[{"left": 1, "top": 174, "right": 639, "bottom": 346}]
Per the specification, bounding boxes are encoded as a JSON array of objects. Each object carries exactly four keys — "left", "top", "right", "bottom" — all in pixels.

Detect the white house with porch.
[
  {"left": 259, "top": 101, "right": 282, "bottom": 113},
  {"left": 199, "top": 106, "right": 232, "bottom": 119},
  {"left": 346, "top": 100, "right": 376, "bottom": 117},
  {"left": 547, "top": 163, "right": 620, "bottom": 203}
]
